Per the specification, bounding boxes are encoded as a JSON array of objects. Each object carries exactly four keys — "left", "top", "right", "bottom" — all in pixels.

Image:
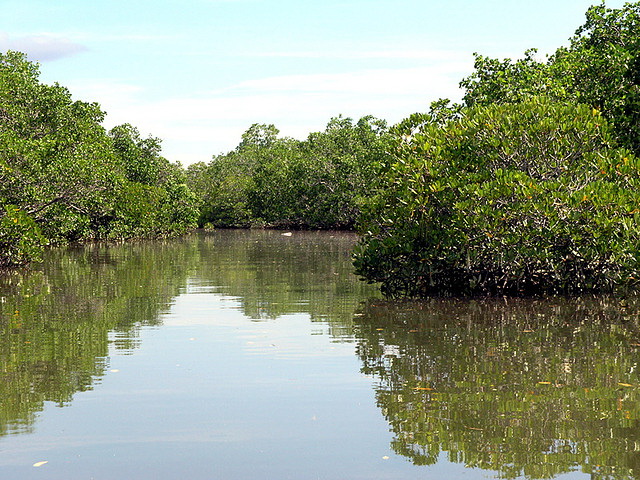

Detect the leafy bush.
[
  {"left": 0, "top": 206, "right": 46, "bottom": 268},
  {"left": 354, "top": 97, "right": 640, "bottom": 296},
  {"left": 0, "top": 51, "right": 200, "bottom": 266},
  {"left": 0, "top": 51, "right": 121, "bottom": 244},
  {"left": 461, "top": 3, "right": 640, "bottom": 156},
  {"left": 187, "top": 151, "right": 255, "bottom": 228},
  {"left": 187, "top": 117, "right": 389, "bottom": 229}
]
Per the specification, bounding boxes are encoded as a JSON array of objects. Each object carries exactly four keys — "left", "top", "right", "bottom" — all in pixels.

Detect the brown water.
[{"left": 0, "top": 230, "right": 638, "bottom": 479}]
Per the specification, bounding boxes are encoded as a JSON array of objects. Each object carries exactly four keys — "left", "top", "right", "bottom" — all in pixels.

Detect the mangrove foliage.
[
  {"left": 7, "top": 2, "right": 640, "bottom": 297},
  {"left": 0, "top": 51, "right": 199, "bottom": 268},
  {"left": 185, "top": 116, "right": 390, "bottom": 230},
  {"left": 353, "top": 2, "right": 640, "bottom": 296}
]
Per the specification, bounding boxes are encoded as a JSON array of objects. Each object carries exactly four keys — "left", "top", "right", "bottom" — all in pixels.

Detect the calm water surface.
[{"left": 0, "top": 230, "right": 638, "bottom": 479}]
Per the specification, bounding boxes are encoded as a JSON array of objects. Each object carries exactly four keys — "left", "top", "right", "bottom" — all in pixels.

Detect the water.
[{"left": 0, "top": 230, "right": 638, "bottom": 479}]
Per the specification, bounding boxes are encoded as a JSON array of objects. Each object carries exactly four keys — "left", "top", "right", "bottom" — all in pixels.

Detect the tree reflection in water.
[
  {"left": 4, "top": 231, "right": 640, "bottom": 479},
  {"left": 353, "top": 297, "right": 640, "bottom": 479},
  {"left": 0, "top": 238, "right": 198, "bottom": 436},
  {"left": 0, "top": 230, "right": 375, "bottom": 437}
]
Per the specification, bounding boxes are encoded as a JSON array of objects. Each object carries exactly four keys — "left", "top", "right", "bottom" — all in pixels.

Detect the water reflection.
[
  {"left": 0, "top": 238, "right": 199, "bottom": 436},
  {"left": 0, "top": 230, "right": 375, "bottom": 439},
  {"left": 191, "top": 229, "right": 375, "bottom": 335},
  {"left": 352, "top": 297, "right": 640, "bottom": 479},
  {"left": 4, "top": 231, "right": 640, "bottom": 479}
]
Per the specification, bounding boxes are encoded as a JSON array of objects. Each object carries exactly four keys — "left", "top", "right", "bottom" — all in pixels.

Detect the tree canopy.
[
  {"left": 186, "top": 115, "right": 390, "bottom": 230},
  {"left": 354, "top": 2, "right": 640, "bottom": 296},
  {"left": 6, "top": 2, "right": 640, "bottom": 298},
  {"left": 0, "top": 51, "right": 199, "bottom": 267}
]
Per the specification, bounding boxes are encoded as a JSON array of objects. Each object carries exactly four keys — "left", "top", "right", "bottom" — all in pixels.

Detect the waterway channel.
[{"left": 0, "top": 230, "right": 638, "bottom": 479}]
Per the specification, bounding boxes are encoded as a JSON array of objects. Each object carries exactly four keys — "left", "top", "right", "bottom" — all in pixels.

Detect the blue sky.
[{"left": 0, "top": 0, "right": 628, "bottom": 165}]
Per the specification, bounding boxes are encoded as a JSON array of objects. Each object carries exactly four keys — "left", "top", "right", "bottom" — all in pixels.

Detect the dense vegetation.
[
  {"left": 6, "top": 2, "right": 640, "bottom": 296},
  {"left": 0, "top": 51, "right": 199, "bottom": 268},
  {"left": 185, "top": 116, "right": 390, "bottom": 229},
  {"left": 353, "top": 2, "right": 640, "bottom": 296},
  {"left": 354, "top": 98, "right": 640, "bottom": 295},
  {"left": 0, "top": 48, "right": 390, "bottom": 268}
]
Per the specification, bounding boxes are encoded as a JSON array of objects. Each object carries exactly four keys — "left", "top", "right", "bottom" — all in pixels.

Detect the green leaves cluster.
[
  {"left": 354, "top": 2, "right": 640, "bottom": 296},
  {"left": 354, "top": 97, "right": 640, "bottom": 295},
  {"left": 0, "top": 51, "right": 199, "bottom": 267},
  {"left": 187, "top": 116, "right": 389, "bottom": 229},
  {"left": 0, "top": 205, "right": 46, "bottom": 268},
  {"left": 462, "top": 3, "right": 640, "bottom": 155}
]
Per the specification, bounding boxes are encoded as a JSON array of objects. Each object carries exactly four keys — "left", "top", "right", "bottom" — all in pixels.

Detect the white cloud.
[
  {"left": 0, "top": 32, "right": 86, "bottom": 61},
  {"left": 72, "top": 32, "right": 181, "bottom": 43},
  {"left": 69, "top": 81, "right": 144, "bottom": 101},
  {"left": 252, "top": 49, "right": 468, "bottom": 61},
  {"left": 229, "top": 63, "right": 470, "bottom": 96},
  {"left": 67, "top": 58, "right": 472, "bottom": 165}
]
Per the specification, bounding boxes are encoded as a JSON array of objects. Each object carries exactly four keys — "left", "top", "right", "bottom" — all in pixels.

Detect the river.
[{"left": 0, "top": 230, "right": 638, "bottom": 479}]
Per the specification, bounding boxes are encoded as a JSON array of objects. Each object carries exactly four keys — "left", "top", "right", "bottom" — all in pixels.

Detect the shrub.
[
  {"left": 187, "top": 117, "right": 389, "bottom": 229},
  {"left": 0, "top": 206, "right": 46, "bottom": 268},
  {"left": 354, "top": 97, "right": 640, "bottom": 296}
]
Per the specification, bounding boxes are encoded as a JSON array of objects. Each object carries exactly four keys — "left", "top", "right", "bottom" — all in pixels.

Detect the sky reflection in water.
[{"left": 0, "top": 230, "right": 636, "bottom": 479}]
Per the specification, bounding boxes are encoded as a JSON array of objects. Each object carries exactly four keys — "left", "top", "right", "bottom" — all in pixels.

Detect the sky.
[{"left": 0, "top": 0, "right": 629, "bottom": 165}]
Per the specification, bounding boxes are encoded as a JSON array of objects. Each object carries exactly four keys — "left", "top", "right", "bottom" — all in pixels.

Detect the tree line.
[
  {"left": 0, "top": 49, "right": 391, "bottom": 268},
  {"left": 354, "top": 2, "right": 640, "bottom": 296},
  {"left": 185, "top": 116, "right": 389, "bottom": 229},
  {"left": 5, "top": 2, "right": 640, "bottom": 296},
  {"left": 0, "top": 51, "right": 199, "bottom": 268}
]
